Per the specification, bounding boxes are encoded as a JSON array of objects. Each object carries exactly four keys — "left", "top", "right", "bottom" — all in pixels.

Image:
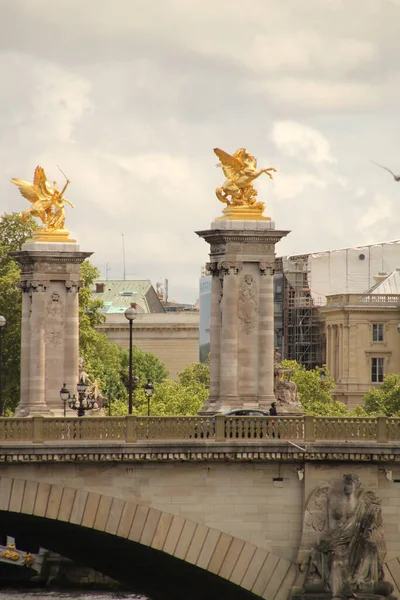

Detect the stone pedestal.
[
  {"left": 196, "top": 219, "right": 289, "bottom": 413},
  {"left": 11, "top": 241, "right": 92, "bottom": 416}
]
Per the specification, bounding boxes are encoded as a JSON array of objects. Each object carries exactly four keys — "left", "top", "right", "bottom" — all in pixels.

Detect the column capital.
[
  {"left": 65, "top": 280, "right": 82, "bottom": 293},
  {"left": 259, "top": 261, "right": 274, "bottom": 276},
  {"left": 18, "top": 280, "right": 48, "bottom": 293},
  {"left": 217, "top": 261, "right": 242, "bottom": 275}
]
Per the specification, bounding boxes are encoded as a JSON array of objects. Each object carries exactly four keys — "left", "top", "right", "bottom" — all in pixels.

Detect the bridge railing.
[{"left": 0, "top": 415, "right": 398, "bottom": 444}]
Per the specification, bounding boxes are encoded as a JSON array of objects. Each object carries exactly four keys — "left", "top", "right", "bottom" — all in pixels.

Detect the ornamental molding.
[{"left": 1, "top": 446, "right": 400, "bottom": 463}]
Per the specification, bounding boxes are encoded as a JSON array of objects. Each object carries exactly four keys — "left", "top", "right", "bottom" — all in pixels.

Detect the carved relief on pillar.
[
  {"left": 46, "top": 291, "right": 64, "bottom": 347},
  {"left": 297, "top": 474, "right": 394, "bottom": 600},
  {"left": 238, "top": 274, "right": 259, "bottom": 334}
]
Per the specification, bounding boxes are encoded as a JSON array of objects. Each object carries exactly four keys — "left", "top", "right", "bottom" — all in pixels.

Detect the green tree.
[
  {"left": 280, "top": 360, "right": 349, "bottom": 416},
  {"left": 178, "top": 358, "right": 210, "bottom": 388},
  {"left": 110, "top": 360, "right": 210, "bottom": 416},
  {"left": 0, "top": 213, "right": 38, "bottom": 413},
  {"left": 362, "top": 374, "right": 400, "bottom": 416}
]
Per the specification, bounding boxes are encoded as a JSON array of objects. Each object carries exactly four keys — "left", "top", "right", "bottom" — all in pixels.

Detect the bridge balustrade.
[{"left": 0, "top": 415, "right": 398, "bottom": 444}]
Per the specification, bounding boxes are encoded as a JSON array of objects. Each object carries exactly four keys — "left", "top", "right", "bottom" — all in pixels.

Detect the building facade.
[
  {"left": 321, "top": 292, "right": 400, "bottom": 409},
  {"left": 96, "top": 312, "right": 199, "bottom": 380}
]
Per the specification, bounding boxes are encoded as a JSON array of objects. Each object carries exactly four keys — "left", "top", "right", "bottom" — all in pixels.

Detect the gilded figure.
[
  {"left": 214, "top": 147, "right": 276, "bottom": 210},
  {"left": 11, "top": 166, "right": 74, "bottom": 231}
]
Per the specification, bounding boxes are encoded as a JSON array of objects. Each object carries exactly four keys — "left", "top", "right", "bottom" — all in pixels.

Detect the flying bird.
[{"left": 372, "top": 161, "right": 400, "bottom": 182}]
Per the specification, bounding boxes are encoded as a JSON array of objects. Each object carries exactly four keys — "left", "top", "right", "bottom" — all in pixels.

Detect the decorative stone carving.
[
  {"left": 273, "top": 349, "right": 302, "bottom": 413},
  {"left": 217, "top": 261, "right": 242, "bottom": 275},
  {"left": 47, "top": 292, "right": 63, "bottom": 317},
  {"left": 46, "top": 330, "right": 64, "bottom": 346},
  {"left": 78, "top": 357, "right": 106, "bottom": 414},
  {"left": 238, "top": 274, "right": 258, "bottom": 334},
  {"left": 210, "top": 243, "right": 225, "bottom": 254},
  {"left": 259, "top": 261, "right": 274, "bottom": 276},
  {"left": 65, "top": 280, "right": 81, "bottom": 293},
  {"left": 297, "top": 474, "right": 395, "bottom": 600}
]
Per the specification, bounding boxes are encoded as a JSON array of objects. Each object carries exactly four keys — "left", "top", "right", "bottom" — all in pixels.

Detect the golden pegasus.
[
  {"left": 214, "top": 147, "right": 276, "bottom": 210},
  {"left": 11, "top": 166, "right": 74, "bottom": 231}
]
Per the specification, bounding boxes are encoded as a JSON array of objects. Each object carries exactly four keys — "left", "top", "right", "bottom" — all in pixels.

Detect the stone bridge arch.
[{"left": 0, "top": 476, "right": 296, "bottom": 600}]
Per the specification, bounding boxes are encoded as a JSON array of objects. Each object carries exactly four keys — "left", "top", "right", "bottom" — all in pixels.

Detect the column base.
[{"left": 14, "top": 402, "right": 52, "bottom": 417}]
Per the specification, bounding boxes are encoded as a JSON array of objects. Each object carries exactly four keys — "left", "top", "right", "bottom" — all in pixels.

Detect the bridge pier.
[{"left": 197, "top": 220, "right": 289, "bottom": 413}]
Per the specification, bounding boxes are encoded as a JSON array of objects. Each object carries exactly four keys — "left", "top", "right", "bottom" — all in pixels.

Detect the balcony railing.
[
  {"left": 326, "top": 294, "right": 400, "bottom": 307},
  {"left": 0, "top": 415, "right": 397, "bottom": 444}
]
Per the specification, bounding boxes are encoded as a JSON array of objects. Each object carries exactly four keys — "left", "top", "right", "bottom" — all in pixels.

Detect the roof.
[
  {"left": 92, "top": 280, "right": 153, "bottom": 314},
  {"left": 366, "top": 270, "right": 400, "bottom": 295}
]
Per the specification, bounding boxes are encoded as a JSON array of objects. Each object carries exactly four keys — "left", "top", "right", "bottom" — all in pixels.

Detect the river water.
[{"left": 0, "top": 592, "right": 149, "bottom": 600}]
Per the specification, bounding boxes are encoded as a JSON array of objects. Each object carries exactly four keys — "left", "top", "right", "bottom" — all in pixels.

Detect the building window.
[
  {"left": 371, "top": 357, "right": 384, "bottom": 383},
  {"left": 372, "top": 323, "right": 384, "bottom": 342}
]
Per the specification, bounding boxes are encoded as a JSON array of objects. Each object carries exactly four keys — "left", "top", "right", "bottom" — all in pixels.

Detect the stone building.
[
  {"left": 96, "top": 312, "right": 199, "bottom": 380},
  {"left": 92, "top": 280, "right": 199, "bottom": 379},
  {"left": 320, "top": 270, "right": 400, "bottom": 408}
]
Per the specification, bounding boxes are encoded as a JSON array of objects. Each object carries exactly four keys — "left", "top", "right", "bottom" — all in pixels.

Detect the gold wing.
[
  {"left": 11, "top": 166, "right": 53, "bottom": 204},
  {"left": 33, "top": 166, "right": 53, "bottom": 199},
  {"left": 214, "top": 148, "right": 244, "bottom": 181},
  {"left": 11, "top": 178, "right": 39, "bottom": 204}
]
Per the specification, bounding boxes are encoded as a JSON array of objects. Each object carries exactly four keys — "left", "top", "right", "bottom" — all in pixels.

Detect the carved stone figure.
[
  {"left": 273, "top": 348, "right": 302, "bottom": 412},
  {"left": 238, "top": 274, "right": 258, "bottom": 334},
  {"left": 214, "top": 147, "right": 276, "bottom": 210},
  {"left": 11, "top": 165, "right": 74, "bottom": 231},
  {"left": 298, "top": 474, "right": 395, "bottom": 600}
]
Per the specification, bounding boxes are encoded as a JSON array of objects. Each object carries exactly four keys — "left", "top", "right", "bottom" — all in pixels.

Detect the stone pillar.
[
  {"left": 258, "top": 265, "right": 274, "bottom": 402},
  {"left": 197, "top": 220, "right": 289, "bottom": 413},
  {"left": 11, "top": 242, "right": 91, "bottom": 416},
  {"left": 219, "top": 262, "right": 240, "bottom": 403},
  {"left": 206, "top": 263, "right": 222, "bottom": 410}
]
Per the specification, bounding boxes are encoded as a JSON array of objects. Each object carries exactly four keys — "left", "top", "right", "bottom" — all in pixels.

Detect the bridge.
[{"left": 1, "top": 415, "right": 400, "bottom": 600}]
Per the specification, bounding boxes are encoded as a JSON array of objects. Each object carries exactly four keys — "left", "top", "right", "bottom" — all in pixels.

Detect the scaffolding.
[{"left": 280, "top": 256, "right": 324, "bottom": 370}]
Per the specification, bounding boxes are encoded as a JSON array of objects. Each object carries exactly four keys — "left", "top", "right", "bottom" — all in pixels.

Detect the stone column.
[
  {"left": 11, "top": 242, "right": 92, "bottom": 416},
  {"left": 258, "top": 265, "right": 275, "bottom": 404},
  {"left": 206, "top": 263, "right": 222, "bottom": 409},
  {"left": 18, "top": 283, "right": 33, "bottom": 414},
  {"left": 197, "top": 220, "right": 289, "bottom": 413},
  {"left": 64, "top": 281, "right": 80, "bottom": 397},
  {"left": 219, "top": 262, "right": 240, "bottom": 404},
  {"left": 28, "top": 282, "right": 49, "bottom": 414}
]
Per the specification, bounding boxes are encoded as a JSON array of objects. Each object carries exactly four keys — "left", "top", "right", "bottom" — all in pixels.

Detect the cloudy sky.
[{"left": 1, "top": 0, "right": 400, "bottom": 302}]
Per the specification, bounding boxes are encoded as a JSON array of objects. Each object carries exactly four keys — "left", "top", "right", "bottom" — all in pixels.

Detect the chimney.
[
  {"left": 95, "top": 282, "right": 105, "bottom": 293},
  {"left": 130, "top": 302, "right": 137, "bottom": 309}
]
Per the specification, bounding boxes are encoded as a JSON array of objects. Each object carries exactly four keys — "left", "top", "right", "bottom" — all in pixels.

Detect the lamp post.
[
  {"left": 59, "top": 383, "right": 70, "bottom": 417},
  {"left": 144, "top": 379, "right": 154, "bottom": 416},
  {"left": 0, "top": 316, "right": 6, "bottom": 417},
  {"left": 60, "top": 378, "right": 95, "bottom": 417},
  {"left": 124, "top": 307, "right": 137, "bottom": 415}
]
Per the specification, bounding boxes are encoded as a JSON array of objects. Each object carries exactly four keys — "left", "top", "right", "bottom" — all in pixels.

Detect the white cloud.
[
  {"left": 271, "top": 121, "right": 335, "bottom": 164},
  {"left": 358, "top": 194, "right": 393, "bottom": 229},
  {"left": 2, "top": 0, "right": 400, "bottom": 302}
]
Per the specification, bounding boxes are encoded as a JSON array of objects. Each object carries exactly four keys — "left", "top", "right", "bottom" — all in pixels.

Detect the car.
[{"left": 223, "top": 409, "right": 268, "bottom": 417}]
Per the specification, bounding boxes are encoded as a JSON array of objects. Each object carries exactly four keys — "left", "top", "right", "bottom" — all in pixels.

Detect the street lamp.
[
  {"left": 124, "top": 307, "right": 137, "bottom": 415},
  {"left": 62, "top": 378, "right": 95, "bottom": 417},
  {"left": 59, "top": 383, "right": 70, "bottom": 417},
  {"left": 144, "top": 379, "right": 154, "bottom": 416},
  {"left": 0, "top": 316, "right": 6, "bottom": 416}
]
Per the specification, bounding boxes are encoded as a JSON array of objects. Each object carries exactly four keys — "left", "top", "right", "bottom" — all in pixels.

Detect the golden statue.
[
  {"left": 11, "top": 166, "right": 75, "bottom": 242},
  {"left": 213, "top": 148, "right": 276, "bottom": 220}
]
